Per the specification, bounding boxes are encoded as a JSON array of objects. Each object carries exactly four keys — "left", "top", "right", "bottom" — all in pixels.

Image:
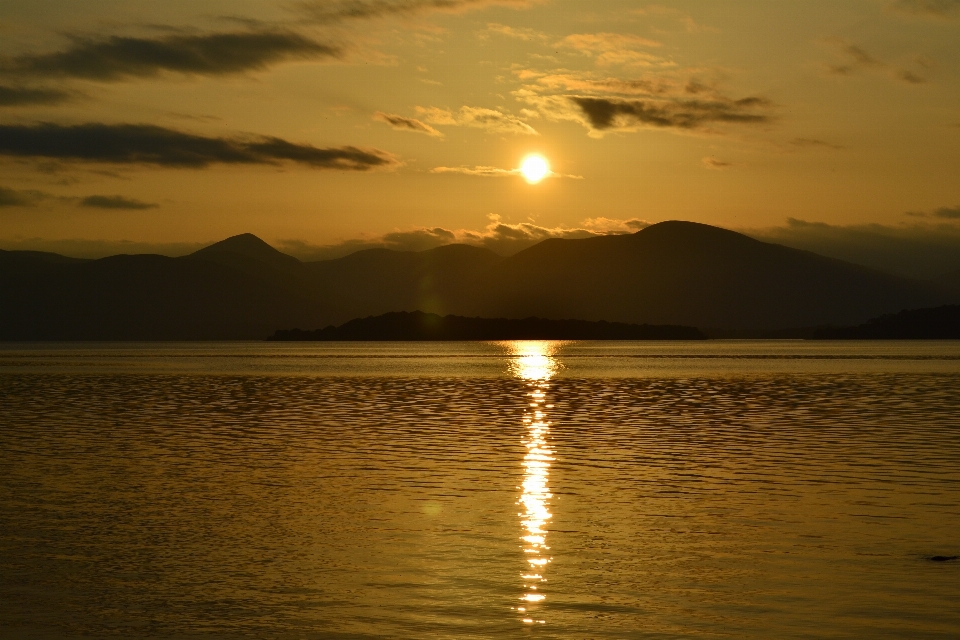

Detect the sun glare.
[{"left": 520, "top": 154, "right": 550, "bottom": 184}]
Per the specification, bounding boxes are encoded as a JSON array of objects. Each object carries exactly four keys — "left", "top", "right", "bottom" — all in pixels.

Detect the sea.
[{"left": 1, "top": 341, "right": 959, "bottom": 639}]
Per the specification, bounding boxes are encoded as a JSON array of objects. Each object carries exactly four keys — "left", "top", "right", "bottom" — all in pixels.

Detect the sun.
[{"left": 519, "top": 154, "right": 550, "bottom": 184}]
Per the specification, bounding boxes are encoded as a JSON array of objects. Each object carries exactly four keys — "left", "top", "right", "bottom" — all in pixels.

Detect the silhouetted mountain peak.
[
  {"left": 638, "top": 220, "right": 752, "bottom": 241},
  {"left": 189, "top": 233, "right": 300, "bottom": 271}
]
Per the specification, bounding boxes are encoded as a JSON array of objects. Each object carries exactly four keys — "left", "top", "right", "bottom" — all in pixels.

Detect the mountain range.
[{"left": 1, "top": 221, "right": 955, "bottom": 340}]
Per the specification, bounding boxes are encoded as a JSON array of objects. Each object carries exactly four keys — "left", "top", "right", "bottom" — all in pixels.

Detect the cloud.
[
  {"left": 0, "top": 123, "right": 399, "bottom": 170},
  {"left": 0, "top": 186, "right": 49, "bottom": 207},
  {"left": 823, "top": 39, "right": 928, "bottom": 84},
  {"left": 373, "top": 111, "right": 443, "bottom": 137},
  {"left": 889, "top": 0, "right": 960, "bottom": 18},
  {"left": 299, "top": 0, "right": 540, "bottom": 22},
  {"left": 416, "top": 105, "right": 538, "bottom": 134},
  {"left": 512, "top": 69, "right": 775, "bottom": 136},
  {"left": 278, "top": 214, "right": 645, "bottom": 260},
  {"left": 526, "top": 72, "right": 678, "bottom": 96},
  {"left": 831, "top": 44, "right": 885, "bottom": 73},
  {"left": 702, "top": 156, "right": 731, "bottom": 170},
  {"left": 909, "top": 205, "right": 960, "bottom": 219},
  {"left": 791, "top": 137, "right": 844, "bottom": 150},
  {"left": 570, "top": 95, "right": 772, "bottom": 132},
  {"left": 629, "top": 6, "right": 718, "bottom": 34},
  {"left": 745, "top": 217, "right": 960, "bottom": 279},
  {"left": 580, "top": 217, "right": 650, "bottom": 232},
  {"left": 896, "top": 69, "right": 927, "bottom": 84},
  {"left": 482, "top": 23, "right": 546, "bottom": 41},
  {"left": 1, "top": 186, "right": 158, "bottom": 210},
  {"left": 935, "top": 206, "right": 960, "bottom": 219},
  {"left": 0, "top": 85, "right": 72, "bottom": 106},
  {"left": 430, "top": 164, "right": 581, "bottom": 178},
  {"left": 431, "top": 165, "right": 518, "bottom": 176},
  {"left": 557, "top": 33, "right": 667, "bottom": 67},
  {"left": 4, "top": 30, "right": 339, "bottom": 82},
  {"left": 79, "top": 195, "right": 159, "bottom": 210}
]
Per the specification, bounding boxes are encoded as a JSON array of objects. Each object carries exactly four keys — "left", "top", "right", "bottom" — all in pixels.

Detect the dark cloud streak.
[
  {"left": 934, "top": 206, "right": 960, "bottom": 219},
  {"left": 791, "top": 137, "right": 844, "bottom": 150},
  {"left": 79, "top": 195, "right": 159, "bottom": 210},
  {"left": 5, "top": 30, "right": 339, "bottom": 82},
  {"left": 0, "top": 186, "right": 44, "bottom": 207},
  {"left": 0, "top": 85, "right": 72, "bottom": 106},
  {"left": 0, "top": 123, "right": 398, "bottom": 170},
  {"left": 890, "top": 0, "right": 960, "bottom": 18},
  {"left": 300, "top": 0, "right": 535, "bottom": 22},
  {"left": 571, "top": 95, "right": 771, "bottom": 131},
  {"left": 373, "top": 112, "right": 443, "bottom": 136}
]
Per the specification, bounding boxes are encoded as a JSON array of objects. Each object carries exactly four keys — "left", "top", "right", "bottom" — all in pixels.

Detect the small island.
[{"left": 269, "top": 310, "right": 707, "bottom": 341}]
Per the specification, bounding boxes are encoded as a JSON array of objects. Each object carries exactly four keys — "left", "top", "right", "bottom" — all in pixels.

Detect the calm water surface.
[{"left": 1, "top": 341, "right": 959, "bottom": 639}]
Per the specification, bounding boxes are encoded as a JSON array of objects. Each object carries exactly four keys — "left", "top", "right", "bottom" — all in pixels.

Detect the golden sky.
[{"left": 1, "top": 0, "right": 958, "bottom": 260}]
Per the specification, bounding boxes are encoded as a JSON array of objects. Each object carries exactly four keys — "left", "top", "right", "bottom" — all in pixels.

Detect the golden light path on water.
[{"left": 505, "top": 341, "right": 561, "bottom": 627}]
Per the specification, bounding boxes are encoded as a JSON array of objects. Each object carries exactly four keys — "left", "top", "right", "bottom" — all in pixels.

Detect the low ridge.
[{"left": 269, "top": 310, "right": 706, "bottom": 341}]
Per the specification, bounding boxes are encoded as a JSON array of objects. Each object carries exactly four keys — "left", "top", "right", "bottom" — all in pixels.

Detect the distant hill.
[
  {"left": 813, "top": 305, "right": 960, "bottom": 339},
  {"left": 269, "top": 311, "right": 706, "bottom": 341},
  {"left": 0, "top": 222, "right": 948, "bottom": 339}
]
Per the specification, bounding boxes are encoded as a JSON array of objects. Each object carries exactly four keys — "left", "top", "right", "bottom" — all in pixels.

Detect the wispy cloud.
[
  {"left": 823, "top": 39, "right": 929, "bottom": 84},
  {"left": 299, "top": 0, "right": 541, "bottom": 22},
  {"left": 416, "top": 105, "right": 538, "bottom": 134},
  {"left": 790, "top": 137, "right": 844, "bottom": 150},
  {"left": 373, "top": 111, "right": 444, "bottom": 137},
  {"left": 888, "top": 0, "right": 960, "bottom": 18},
  {"left": 79, "top": 195, "right": 159, "bottom": 210},
  {"left": 580, "top": 217, "right": 650, "bottom": 233},
  {"left": 431, "top": 165, "right": 519, "bottom": 176},
  {"left": 481, "top": 22, "right": 546, "bottom": 41},
  {"left": 513, "top": 68, "right": 774, "bottom": 137},
  {"left": 3, "top": 30, "right": 339, "bottom": 82},
  {"left": 702, "top": 156, "right": 732, "bottom": 170},
  {"left": 523, "top": 72, "right": 677, "bottom": 96},
  {"left": 1, "top": 187, "right": 158, "bottom": 210},
  {"left": 557, "top": 32, "right": 667, "bottom": 67},
  {"left": 906, "top": 204, "right": 960, "bottom": 219},
  {"left": 629, "top": 5, "right": 718, "bottom": 34},
  {"left": 0, "top": 123, "right": 399, "bottom": 170},
  {"left": 570, "top": 95, "right": 772, "bottom": 132},
  {"left": 935, "top": 206, "right": 960, "bottom": 219},
  {"left": 0, "top": 186, "right": 49, "bottom": 207},
  {"left": 430, "top": 164, "right": 581, "bottom": 178},
  {"left": 0, "top": 85, "right": 73, "bottom": 106}
]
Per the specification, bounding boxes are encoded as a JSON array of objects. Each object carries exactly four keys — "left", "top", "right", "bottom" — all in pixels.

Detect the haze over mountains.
[{"left": 1, "top": 221, "right": 954, "bottom": 340}]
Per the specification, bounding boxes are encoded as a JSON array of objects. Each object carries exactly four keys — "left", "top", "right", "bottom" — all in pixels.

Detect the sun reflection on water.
[{"left": 505, "top": 341, "right": 562, "bottom": 626}]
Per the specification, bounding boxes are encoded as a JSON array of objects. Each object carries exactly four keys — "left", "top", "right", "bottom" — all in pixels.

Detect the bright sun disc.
[{"left": 520, "top": 155, "right": 549, "bottom": 184}]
